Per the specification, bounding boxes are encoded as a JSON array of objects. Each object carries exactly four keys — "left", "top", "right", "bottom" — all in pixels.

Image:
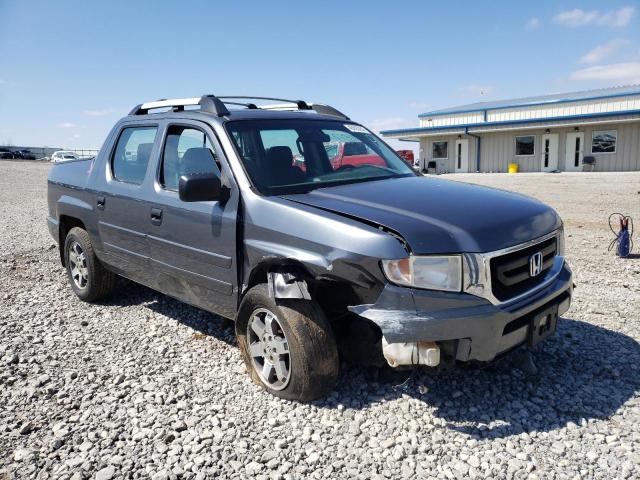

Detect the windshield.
[{"left": 226, "top": 119, "right": 415, "bottom": 195}]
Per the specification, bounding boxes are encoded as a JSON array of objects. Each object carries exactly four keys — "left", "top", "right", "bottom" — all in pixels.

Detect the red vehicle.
[
  {"left": 396, "top": 149, "right": 415, "bottom": 166},
  {"left": 326, "top": 142, "right": 386, "bottom": 169}
]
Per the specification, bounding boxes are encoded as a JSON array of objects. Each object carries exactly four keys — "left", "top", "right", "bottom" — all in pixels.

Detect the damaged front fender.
[{"left": 267, "top": 271, "right": 311, "bottom": 300}]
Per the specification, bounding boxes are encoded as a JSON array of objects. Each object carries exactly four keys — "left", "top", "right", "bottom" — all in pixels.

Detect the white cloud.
[
  {"left": 84, "top": 108, "right": 118, "bottom": 116},
  {"left": 72, "top": 134, "right": 81, "bottom": 138},
  {"left": 570, "top": 62, "right": 640, "bottom": 82},
  {"left": 580, "top": 39, "right": 629, "bottom": 63},
  {"left": 57, "top": 122, "right": 77, "bottom": 129},
  {"left": 0, "top": 79, "right": 5, "bottom": 85},
  {"left": 365, "top": 117, "right": 416, "bottom": 134},
  {"left": 526, "top": 17, "right": 541, "bottom": 30},
  {"left": 553, "top": 6, "right": 635, "bottom": 28}
]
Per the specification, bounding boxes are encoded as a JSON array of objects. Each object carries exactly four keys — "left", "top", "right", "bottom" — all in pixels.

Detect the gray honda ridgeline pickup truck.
[{"left": 47, "top": 95, "right": 573, "bottom": 401}]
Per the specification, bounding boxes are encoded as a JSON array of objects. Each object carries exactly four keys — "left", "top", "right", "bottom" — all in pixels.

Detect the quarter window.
[
  {"left": 515, "top": 136, "right": 535, "bottom": 156},
  {"left": 112, "top": 127, "right": 158, "bottom": 184},
  {"left": 432, "top": 141, "right": 448, "bottom": 159},
  {"left": 591, "top": 130, "right": 617, "bottom": 154},
  {"left": 160, "top": 126, "right": 219, "bottom": 191}
]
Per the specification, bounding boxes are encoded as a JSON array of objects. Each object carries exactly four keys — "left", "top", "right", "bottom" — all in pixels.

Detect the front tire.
[
  {"left": 64, "top": 227, "right": 116, "bottom": 302},
  {"left": 237, "top": 284, "right": 339, "bottom": 401}
]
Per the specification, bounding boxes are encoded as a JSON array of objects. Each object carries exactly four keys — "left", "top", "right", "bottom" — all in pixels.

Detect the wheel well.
[
  {"left": 244, "top": 259, "right": 310, "bottom": 294},
  {"left": 243, "top": 260, "right": 384, "bottom": 365},
  {"left": 58, "top": 216, "right": 86, "bottom": 266}
]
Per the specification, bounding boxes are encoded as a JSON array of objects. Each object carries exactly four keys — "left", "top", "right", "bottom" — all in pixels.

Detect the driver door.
[{"left": 147, "top": 121, "right": 240, "bottom": 319}]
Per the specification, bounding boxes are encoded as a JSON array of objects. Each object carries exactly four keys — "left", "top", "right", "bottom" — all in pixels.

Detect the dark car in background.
[
  {"left": 47, "top": 95, "right": 573, "bottom": 401},
  {"left": 13, "top": 149, "right": 37, "bottom": 160},
  {"left": 0, "top": 148, "right": 15, "bottom": 159}
]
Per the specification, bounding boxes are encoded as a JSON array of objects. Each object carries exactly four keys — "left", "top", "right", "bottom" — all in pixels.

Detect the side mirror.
[{"left": 178, "top": 172, "right": 222, "bottom": 202}]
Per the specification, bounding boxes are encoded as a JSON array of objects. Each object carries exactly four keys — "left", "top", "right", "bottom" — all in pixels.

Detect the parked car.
[
  {"left": 395, "top": 149, "right": 414, "bottom": 166},
  {"left": 325, "top": 141, "right": 387, "bottom": 169},
  {"left": 51, "top": 151, "right": 79, "bottom": 163},
  {"left": 47, "top": 95, "right": 573, "bottom": 401},
  {"left": 13, "top": 149, "right": 37, "bottom": 160},
  {"left": 0, "top": 148, "right": 15, "bottom": 159}
]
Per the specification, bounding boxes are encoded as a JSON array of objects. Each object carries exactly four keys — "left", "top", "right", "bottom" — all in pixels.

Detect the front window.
[
  {"left": 591, "top": 130, "right": 617, "bottom": 154},
  {"left": 515, "top": 136, "right": 535, "bottom": 156},
  {"left": 226, "top": 119, "right": 414, "bottom": 195},
  {"left": 432, "top": 141, "right": 448, "bottom": 159},
  {"left": 160, "top": 125, "right": 219, "bottom": 190}
]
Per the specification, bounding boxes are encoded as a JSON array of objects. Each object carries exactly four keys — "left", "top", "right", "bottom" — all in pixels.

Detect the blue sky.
[{"left": 1, "top": 0, "right": 639, "bottom": 150}]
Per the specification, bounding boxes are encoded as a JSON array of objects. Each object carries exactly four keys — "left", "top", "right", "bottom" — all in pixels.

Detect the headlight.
[
  {"left": 381, "top": 255, "right": 462, "bottom": 292},
  {"left": 557, "top": 227, "right": 565, "bottom": 256}
]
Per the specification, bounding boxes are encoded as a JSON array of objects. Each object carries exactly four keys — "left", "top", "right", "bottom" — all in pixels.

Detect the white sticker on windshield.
[{"left": 344, "top": 124, "right": 370, "bottom": 134}]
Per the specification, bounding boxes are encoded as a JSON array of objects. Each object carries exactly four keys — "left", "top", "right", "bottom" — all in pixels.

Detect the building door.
[
  {"left": 564, "top": 132, "right": 584, "bottom": 172},
  {"left": 540, "top": 133, "right": 559, "bottom": 172},
  {"left": 455, "top": 139, "right": 469, "bottom": 173}
]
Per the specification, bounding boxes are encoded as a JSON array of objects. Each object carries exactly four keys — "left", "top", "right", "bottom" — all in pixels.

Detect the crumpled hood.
[{"left": 282, "top": 176, "right": 561, "bottom": 254}]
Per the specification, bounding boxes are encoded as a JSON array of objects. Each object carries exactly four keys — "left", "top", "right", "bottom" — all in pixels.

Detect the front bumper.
[{"left": 350, "top": 260, "right": 573, "bottom": 362}]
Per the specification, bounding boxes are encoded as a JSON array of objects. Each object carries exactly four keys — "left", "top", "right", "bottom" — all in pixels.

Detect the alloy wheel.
[
  {"left": 247, "top": 308, "right": 291, "bottom": 390},
  {"left": 68, "top": 241, "right": 88, "bottom": 289}
]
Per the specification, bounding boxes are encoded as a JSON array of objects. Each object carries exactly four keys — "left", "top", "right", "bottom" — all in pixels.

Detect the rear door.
[
  {"left": 147, "top": 121, "right": 239, "bottom": 319},
  {"left": 95, "top": 124, "right": 159, "bottom": 286}
]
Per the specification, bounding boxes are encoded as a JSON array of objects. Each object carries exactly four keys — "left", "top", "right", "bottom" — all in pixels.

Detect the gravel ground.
[{"left": 1, "top": 161, "right": 639, "bottom": 479}]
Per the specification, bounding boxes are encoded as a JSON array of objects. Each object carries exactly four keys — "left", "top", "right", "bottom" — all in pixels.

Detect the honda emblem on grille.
[{"left": 529, "top": 251, "right": 543, "bottom": 277}]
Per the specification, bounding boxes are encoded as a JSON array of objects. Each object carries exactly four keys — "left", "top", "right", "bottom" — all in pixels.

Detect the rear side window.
[
  {"left": 160, "top": 126, "right": 219, "bottom": 191},
  {"left": 111, "top": 127, "right": 158, "bottom": 184}
]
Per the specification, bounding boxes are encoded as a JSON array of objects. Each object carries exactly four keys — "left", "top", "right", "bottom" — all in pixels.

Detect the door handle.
[
  {"left": 150, "top": 207, "right": 163, "bottom": 226},
  {"left": 96, "top": 195, "right": 105, "bottom": 210}
]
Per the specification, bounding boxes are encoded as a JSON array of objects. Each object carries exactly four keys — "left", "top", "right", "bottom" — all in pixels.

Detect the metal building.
[{"left": 381, "top": 85, "right": 640, "bottom": 173}]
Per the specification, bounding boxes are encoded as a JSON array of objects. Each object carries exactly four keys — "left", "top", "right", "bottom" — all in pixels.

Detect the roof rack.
[
  {"left": 129, "top": 95, "right": 349, "bottom": 120},
  {"left": 129, "top": 95, "right": 230, "bottom": 117}
]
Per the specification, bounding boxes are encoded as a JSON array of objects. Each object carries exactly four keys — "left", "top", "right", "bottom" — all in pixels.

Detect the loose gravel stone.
[
  {"left": 95, "top": 466, "right": 116, "bottom": 480},
  {"left": 0, "top": 162, "right": 639, "bottom": 480}
]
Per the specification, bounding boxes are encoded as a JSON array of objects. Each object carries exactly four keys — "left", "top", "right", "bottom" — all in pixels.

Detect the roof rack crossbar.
[
  {"left": 217, "top": 96, "right": 311, "bottom": 111},
  {"left": 218, "top": 96, "right": 349, "bottom": 120},
  {"left": 130, "top": 95, "right": 230, "bottom": 117}
]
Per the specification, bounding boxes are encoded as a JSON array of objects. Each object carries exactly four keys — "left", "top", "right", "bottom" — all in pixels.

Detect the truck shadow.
[
  {"left": 330, "top": 316, "right": 640, "bottom": 439},
  {"left": 98, "top": 278, "right": 237, "bottom": 347}
]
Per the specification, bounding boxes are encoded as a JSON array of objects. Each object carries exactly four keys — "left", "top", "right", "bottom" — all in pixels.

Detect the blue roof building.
[{"left": 381, "top": 85, "right": 640, "bottom": 173}]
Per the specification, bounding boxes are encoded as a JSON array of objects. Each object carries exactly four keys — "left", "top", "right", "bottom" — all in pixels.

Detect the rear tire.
[
  {"left": 64, "top": 227, "right": 116, "bottom": 302},
  {"left": 236, "top": 284, "right": 339, "bottom": 401}
]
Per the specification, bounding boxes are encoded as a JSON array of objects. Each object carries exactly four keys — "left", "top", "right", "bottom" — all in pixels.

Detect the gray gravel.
[{"left": 1, "top": 161, "right": 639, "bottom": 479}]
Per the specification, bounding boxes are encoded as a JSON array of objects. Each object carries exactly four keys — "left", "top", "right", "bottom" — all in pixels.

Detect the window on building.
[
  {"left": 111, "top": 126, "right": 158, "bottom": 184},
  {"left": 161, "top": 126, "right": 219, "bottom": 191},
  {"left": 515, "top": 136, "right": 535, "bottom": 156},
  {"left": 432, "top": 141, "right": 448, "bottom": 159},
  {"left": 591, "top": 130, "right": 617, "bottom": 154}
]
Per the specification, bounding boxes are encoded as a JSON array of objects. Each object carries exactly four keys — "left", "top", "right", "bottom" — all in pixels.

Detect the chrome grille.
[{"left": 490, "top": 237, "right": 557, "bottom": 302}]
